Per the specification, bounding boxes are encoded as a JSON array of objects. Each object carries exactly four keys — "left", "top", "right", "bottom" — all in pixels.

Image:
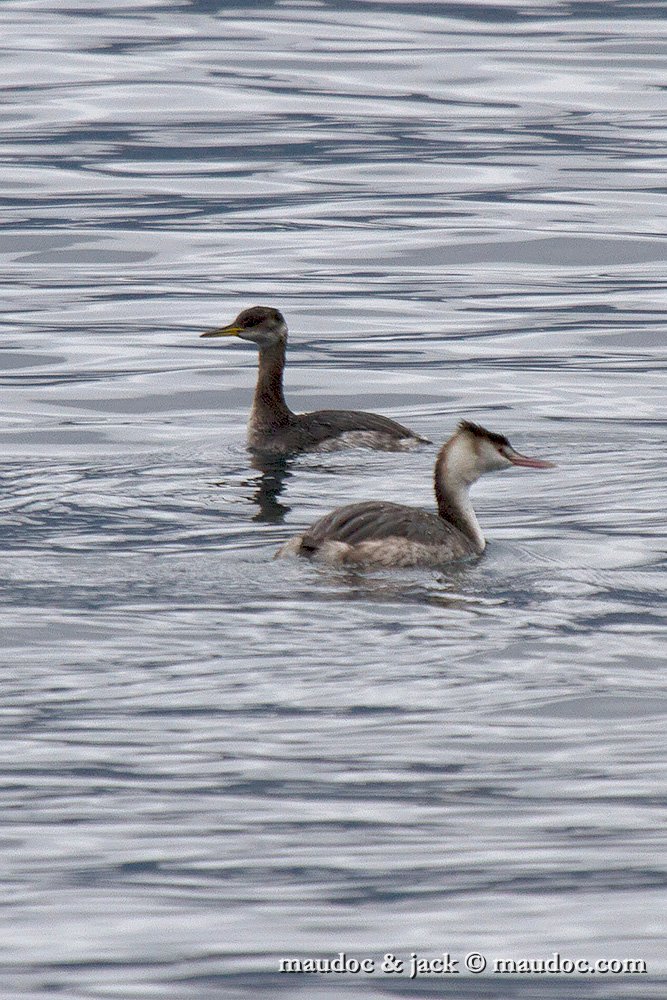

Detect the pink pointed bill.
[{"left": 507, "top": 449, "right": 556, "bottom": 469}]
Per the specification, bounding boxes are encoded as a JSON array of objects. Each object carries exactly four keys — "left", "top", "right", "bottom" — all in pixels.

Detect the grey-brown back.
[
  {"left": 299, "top": 500, "right": 469, "bottom": 551},
  {"left": 294, "top": 409, "right": 428, "bottom": 445}
]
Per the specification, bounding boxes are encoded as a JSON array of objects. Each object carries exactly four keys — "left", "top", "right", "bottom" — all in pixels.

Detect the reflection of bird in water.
[
  {"left": 278, "top": 421, "right": 555, "bottom": 568},
  {"left": 200, "top": 306, "right": 429, "bottom": 455},
  {"left": 247, "top": 453, "right": 292, "bottom": 524}
]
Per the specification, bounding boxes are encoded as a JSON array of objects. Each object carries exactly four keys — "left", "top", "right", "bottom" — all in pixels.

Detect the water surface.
[{"left": 0, "top": 1, "right": 665, "bottom": 997}]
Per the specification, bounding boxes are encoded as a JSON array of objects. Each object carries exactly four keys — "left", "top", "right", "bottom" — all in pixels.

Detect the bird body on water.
[
  {"left": 200, "top": 306, "right": 428, "bottom": 455},
  {"left": 278, "top": 421, "right": 555, "bottom": 567}
]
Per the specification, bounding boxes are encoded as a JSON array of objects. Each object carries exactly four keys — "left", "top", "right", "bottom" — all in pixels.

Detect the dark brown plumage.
[{"left": 200, "top": 306, "right": 429, "bottom": 455}]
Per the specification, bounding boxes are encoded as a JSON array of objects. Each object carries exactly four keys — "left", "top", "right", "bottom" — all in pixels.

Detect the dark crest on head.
[{"left": 458, "top": 420, "right": 510, "bottom": 449}]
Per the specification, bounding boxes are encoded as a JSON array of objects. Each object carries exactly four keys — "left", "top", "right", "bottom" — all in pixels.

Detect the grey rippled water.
[{"left": 0, "top": 1, "right": 665, "bottom": 998}]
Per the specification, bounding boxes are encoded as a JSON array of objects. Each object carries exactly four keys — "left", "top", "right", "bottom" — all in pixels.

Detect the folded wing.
[{"left": 301, "top": 501, "right": 463, "bottom": 550}]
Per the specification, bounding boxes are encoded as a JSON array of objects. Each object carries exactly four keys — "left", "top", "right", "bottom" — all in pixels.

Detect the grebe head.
[
  {"left": 452, "top": 421, "right": 556, "bottom": 480},
  {"left": 201, "top": 306, "right": 288, "bottom": 348}
]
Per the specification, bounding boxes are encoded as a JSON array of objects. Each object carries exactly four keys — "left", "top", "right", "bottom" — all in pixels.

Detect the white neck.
[{"left": 434, "top": 437, "right": 486, "bottom": 552}]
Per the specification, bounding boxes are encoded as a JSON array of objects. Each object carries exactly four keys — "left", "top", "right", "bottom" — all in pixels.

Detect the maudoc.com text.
[{"left": 279, "top": 952, "right": 647, "bottom": 977}]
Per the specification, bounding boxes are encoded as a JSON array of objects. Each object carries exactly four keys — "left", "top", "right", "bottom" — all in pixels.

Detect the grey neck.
[{"left": 251, "top": 341, "right": 293, "bottom": 430}]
